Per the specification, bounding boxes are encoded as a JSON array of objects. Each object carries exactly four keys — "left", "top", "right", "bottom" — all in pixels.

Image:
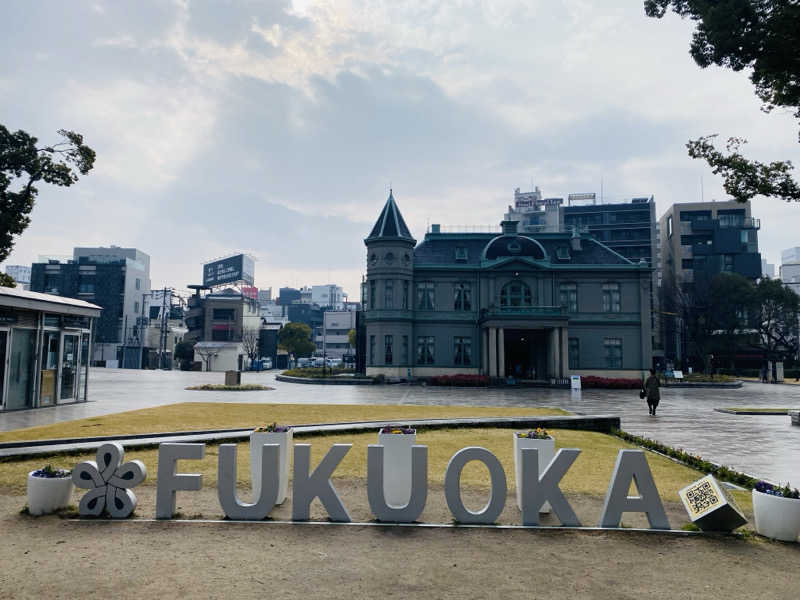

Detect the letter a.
[{"left": 599, "top": 450, "right": 670, "bottom": 530}]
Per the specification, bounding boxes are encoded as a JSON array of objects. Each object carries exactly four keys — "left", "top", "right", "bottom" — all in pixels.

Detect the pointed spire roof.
[{"left": 365, "top": 190, "right": 416, "bottom": 244}]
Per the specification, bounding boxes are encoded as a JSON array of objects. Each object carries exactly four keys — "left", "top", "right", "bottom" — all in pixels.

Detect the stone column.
[
  {"left": 498, "top": 328, "right": 505, "bottom": 378},
  {"left": 489, "top": 327, "right": 497, "bottom": 377},
  {"left": 482, "top": 328, "right": 489, "bottom": 375},
  {"left": 549, "top": 328, "right": 558, "bottom": 379},
  {"left": 560, "top": 326, "right": 569, "bottom": 377}
]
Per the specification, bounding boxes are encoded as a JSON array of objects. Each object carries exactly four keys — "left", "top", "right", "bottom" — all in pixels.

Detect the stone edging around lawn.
[
  {"left": 276, "top": 374, "right": 376, "bottom": 385},
  {"left": 0, "top": 414, "right": 620, "bottom": 459},
  {"left": 662, "top": 381, "right": 742, "bottom": 389}
]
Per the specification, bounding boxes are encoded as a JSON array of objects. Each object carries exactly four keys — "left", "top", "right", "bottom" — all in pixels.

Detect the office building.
[
  {"left": 4, "top": 265, "right": 31, "bottom": 290},
  {"left": 762, "top": 259, "right": 775, "bottom": 279},
  {"left": 314, "top": 310, "right": 356, "bottom": 359},
  {"left": 780, "top": 247, "right": 800, "bottom": 295},
  {"left": 364, "top": 192, "right": 653, "bottom": 379},
  {"left": 30, "top": 246, "right": 151, "bottom": 365},
  {"left": 184, "top": 287, "right": 261, "bottom": 371},
  {"left": 311, "top": 284, "right": 346, "bottom": 310}
]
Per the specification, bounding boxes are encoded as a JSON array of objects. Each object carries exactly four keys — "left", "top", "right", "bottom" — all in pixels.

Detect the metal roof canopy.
[{"left": 0, "top": 286, "right": 102, "bottom": 318}]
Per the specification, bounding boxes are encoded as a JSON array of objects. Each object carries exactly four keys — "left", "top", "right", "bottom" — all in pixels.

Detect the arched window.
[{"left": 500, "top": 281, "right": 533, "bottom": 307}]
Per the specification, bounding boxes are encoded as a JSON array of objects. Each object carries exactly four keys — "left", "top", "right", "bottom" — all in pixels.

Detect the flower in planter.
[
  {"left": 516, "top": 428, "right": 551, "bottom": 439},
  {"left": 755, "top": 480, "right": 800, "bottom": 499},
  {"left": 380, "top": 425, "right": 415, "bottom": 434},
  {"left": 254, "top": 422, "right": 291, "bottom": 433},
  {"left": 72, "top": 443, "right": 146, "bottom": 518},
  {"left": 31, "top": 465, "right": 71, "bottom": 479}
]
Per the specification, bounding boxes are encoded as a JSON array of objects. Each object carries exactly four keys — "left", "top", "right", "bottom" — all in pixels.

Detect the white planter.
[
  {"left": 26, "top": 471, "right": 74, "bottom": 516},
  {"left": 752, "top": 489, "right": 800, "bottom": 542},
  {"left": 250, "top": 430, "right": 293, "bottom": 504},
  {"left": 378, "top": 430, "right": 416, "bottom": 507},
  {"left": 513, "top": 433, "right": 555, "bottom": 513}
]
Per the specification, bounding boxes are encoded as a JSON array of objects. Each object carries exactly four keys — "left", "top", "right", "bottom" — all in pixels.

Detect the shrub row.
[
  {"left": 612, "top": 429, "right": 758, "bottom": 489},
  {"left": 427, "top": 374, "right": 491, "bottom": 387},
  {"left": 282, "top": 367, "right": 350, "bottom": 378},
  {"left": 579, "top": 376, "right": 642, "bottom": 389}
]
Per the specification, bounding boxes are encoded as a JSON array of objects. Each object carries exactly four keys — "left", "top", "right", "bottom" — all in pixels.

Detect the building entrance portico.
[{"left": 483, "top": 324, "right": 569, "bottom": 381}]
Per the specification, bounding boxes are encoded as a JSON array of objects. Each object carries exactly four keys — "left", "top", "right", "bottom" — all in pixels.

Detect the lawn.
[{"left": 0, "top": 402, "right": 569, "bottom": 443}]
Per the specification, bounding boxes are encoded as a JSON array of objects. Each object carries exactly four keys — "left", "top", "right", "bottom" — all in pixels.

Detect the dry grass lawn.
[{"left": 0, "top": 401, "right": 568, "bottom": 443}]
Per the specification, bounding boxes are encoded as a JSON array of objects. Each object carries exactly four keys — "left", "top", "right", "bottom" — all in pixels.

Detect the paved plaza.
[{"left": 2, "top": 369, "right": 799, "bottom": 484}]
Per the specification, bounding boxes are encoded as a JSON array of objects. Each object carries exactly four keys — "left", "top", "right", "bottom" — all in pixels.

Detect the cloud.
[{"left": 2, "top": 0, "right": 800, "bottom": 292}]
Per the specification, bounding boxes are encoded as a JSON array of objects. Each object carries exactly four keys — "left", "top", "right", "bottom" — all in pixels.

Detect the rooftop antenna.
[
  {"left": 600, "top": 177, "right": 603, "bottom": 204},
  {"left": 700, "top": 176, "right": 704, "bottom": 202}
]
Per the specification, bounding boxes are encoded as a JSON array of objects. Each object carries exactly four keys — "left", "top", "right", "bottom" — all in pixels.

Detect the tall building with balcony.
[
  {"left": 658, "top": 201, "right": 761, "bottom": 363},
  {"left": 659, "top": 201, "right": 761, "bottom": 288},
  {"left": 364, "top": 192, "right": 653, "bottom": 379}
]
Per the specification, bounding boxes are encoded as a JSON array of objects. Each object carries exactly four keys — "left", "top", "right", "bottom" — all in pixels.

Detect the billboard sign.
[
  {"left": 568, "top": 193, "right": 596, "bottom": 203},
  {"left": 203, "top": 254, "right": 255, "bottom": 287}
]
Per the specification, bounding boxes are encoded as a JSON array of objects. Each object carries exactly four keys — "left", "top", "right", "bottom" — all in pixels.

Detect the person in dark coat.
[{"left": 644, "top": 368, "right": 660, "bottom": 416}]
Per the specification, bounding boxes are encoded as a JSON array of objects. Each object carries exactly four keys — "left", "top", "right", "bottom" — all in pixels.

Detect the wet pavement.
[{"left": 2, "top": 369, "right": 799, "bottom": 484}]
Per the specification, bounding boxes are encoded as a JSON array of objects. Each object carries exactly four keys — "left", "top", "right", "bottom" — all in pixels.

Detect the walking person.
[{"left": 644, "top": 368, "right": 660, "bottom": 416}]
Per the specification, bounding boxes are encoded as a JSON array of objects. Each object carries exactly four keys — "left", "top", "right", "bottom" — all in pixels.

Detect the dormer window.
[
  {"left": 556, "top": 246, "right": 570, "bottom": 260},
  {"left": 455, "top": 247, "right": 468, "bottom": 262}
]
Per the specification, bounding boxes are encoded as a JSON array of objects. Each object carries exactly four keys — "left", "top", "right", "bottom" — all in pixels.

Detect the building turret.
[{"left": 363, "top": 191, "right": 416, "bottom": 376}]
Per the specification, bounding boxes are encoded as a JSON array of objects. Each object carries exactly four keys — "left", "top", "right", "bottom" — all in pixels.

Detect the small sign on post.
[
  {"left": 570, "top": 375, "right": 581, "bottom": 391},
  {"left": 672, "top": 370, "right": 684, "bottom": 380}
]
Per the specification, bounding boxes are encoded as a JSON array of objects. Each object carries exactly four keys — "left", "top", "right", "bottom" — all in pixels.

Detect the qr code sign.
[{"left": 685, "top": 480, "right": 720, "bottom": 517}]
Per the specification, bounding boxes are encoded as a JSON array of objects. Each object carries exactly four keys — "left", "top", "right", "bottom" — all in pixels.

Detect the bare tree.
[
  {"left": 194, "top": 347, "right": 218, "bottom": 372},
  {"left": 241, "top": 327, "right": 261, "bottom": 365}
]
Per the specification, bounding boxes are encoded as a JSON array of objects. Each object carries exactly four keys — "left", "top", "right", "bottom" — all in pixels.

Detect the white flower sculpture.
[{"left": 72, "top": 443, "right": 146, "bottom": 518}]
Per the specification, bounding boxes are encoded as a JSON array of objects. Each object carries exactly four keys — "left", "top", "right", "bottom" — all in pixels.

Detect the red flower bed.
[
  {"left": 579, "top": 376, "right": 642, "bottom": 389},
  {"left": 427, "top": 374, "right": 490, "bottom": 387}
]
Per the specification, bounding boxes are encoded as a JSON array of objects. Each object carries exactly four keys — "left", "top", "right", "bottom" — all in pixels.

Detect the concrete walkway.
[{"left": 1, "top": 369, "right": 799, "bottom": 484}]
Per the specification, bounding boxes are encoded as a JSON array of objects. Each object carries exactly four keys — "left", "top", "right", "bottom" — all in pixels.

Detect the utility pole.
[
  {"left": 159, "top": 287, "right": 170, "bottom": 369},
  {"left": 137, "top": 291, "right": 151, "bottom": 369}
]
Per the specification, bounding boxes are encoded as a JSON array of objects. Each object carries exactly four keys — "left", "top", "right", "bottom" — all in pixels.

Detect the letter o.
[{"left": 444, "top": 447, "right": 507, "bottom": 524}]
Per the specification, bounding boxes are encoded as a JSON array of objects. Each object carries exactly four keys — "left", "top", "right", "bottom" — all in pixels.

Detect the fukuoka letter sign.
[{"left": 111, "top": 441, "right": 672, "bottom": 529}]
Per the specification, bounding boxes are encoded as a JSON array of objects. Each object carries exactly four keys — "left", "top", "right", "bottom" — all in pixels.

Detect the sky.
[{"left": 2, "top": 0, "right": 799, "bottom": 300}]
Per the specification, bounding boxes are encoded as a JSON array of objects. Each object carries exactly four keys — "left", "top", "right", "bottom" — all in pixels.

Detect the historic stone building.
[{"left": 363, "top": 193, "right": 653, "bottom": 379}]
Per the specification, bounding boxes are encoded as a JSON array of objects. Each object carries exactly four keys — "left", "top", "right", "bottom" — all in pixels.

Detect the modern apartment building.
[
  {"left": 658, "top": 201, "right": 761, "bottom": 363},
  {"left": 30, "top": 247, "right": 151, "bottom": 364},
  {"left": 659, "top": 201, "right": 761, "bottom": 288}
]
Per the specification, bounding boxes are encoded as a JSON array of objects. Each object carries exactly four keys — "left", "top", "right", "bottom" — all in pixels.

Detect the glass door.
[
  {"left": 0, "top": 331, "right": 7, "bottom": 408},
  {"left": 7, "top": 329, "right": 35, "bottom": 410},
  {"left": 59, "top": 334, "right": 79, "bottom": 402},
  {"left": 77, "top": 332, "right": 90, "bottom": 402},
  {"left": 40, "top": 332, "right": 59, "bottom": 406}
]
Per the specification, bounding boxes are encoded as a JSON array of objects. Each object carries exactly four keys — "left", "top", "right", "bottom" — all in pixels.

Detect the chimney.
[
  {"left": 431, "top": 224, "right": 441, "bottom": 233},
  {"left": 501, "top": 220, "right": 519, "bottom": 235},
  {"left": 570, "top": 228, "right": 582, "bottom": 252}
]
